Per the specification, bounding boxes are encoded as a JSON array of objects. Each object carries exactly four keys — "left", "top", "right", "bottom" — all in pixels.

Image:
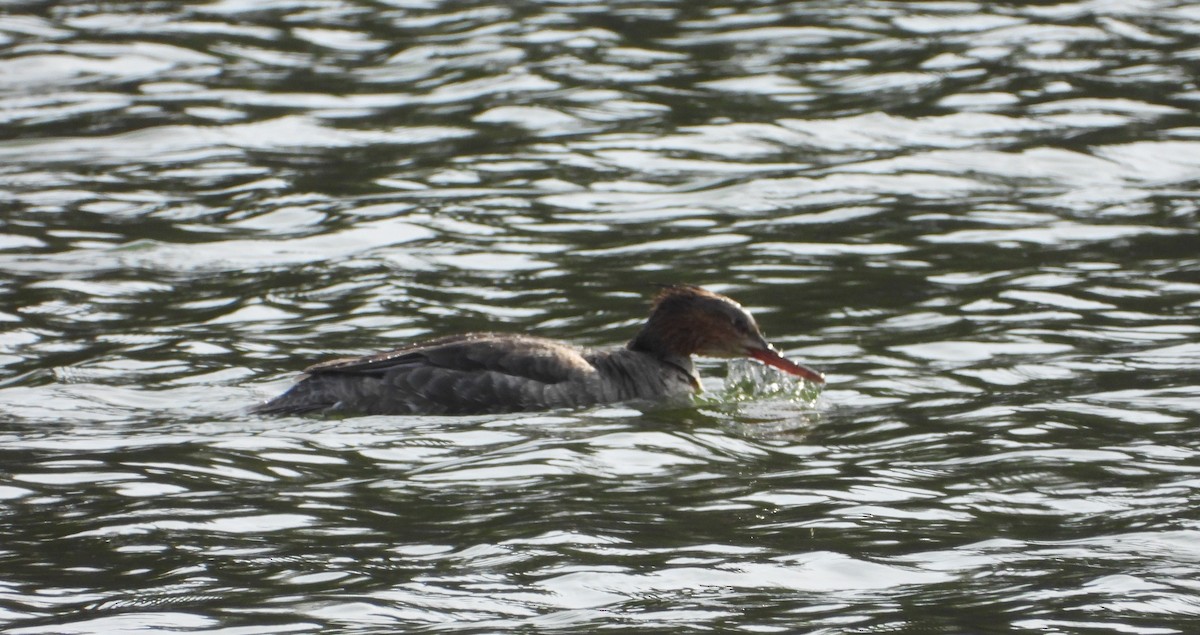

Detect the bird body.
[{"left": 255, "top": 285, "right": 823, "bottom": 416}]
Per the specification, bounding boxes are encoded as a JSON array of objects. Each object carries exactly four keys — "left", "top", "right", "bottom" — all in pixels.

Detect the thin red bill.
[{"left": 748, "top": 348, "right": 826, "bottom": 384}]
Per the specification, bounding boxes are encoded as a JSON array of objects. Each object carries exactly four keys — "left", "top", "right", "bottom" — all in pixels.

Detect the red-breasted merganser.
[{"left": 254, "top": 285, "right": 824, "bottom": 416}]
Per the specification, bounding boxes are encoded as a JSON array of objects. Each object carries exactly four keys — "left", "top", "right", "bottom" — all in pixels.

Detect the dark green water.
[{"left": 2, "top": 1, "right": 1199, "bottom": 633}]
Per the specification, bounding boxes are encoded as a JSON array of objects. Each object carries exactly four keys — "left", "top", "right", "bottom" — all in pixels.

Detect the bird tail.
[{"left": 251, "top": 378, "right": 337, "bottom": 416}]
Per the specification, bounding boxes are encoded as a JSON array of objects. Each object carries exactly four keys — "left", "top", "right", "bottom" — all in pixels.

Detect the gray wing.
[
  {"left": 305, "top": 334, "right": 595, "bottom": 383},
  {"left": 257, "top": 334, "right": 601, "bottom": 415}
]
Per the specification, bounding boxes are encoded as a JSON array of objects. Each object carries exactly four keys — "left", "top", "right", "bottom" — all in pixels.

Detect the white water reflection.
[{"left": 0, "top": 116, "right": 472, "bottom": 164}]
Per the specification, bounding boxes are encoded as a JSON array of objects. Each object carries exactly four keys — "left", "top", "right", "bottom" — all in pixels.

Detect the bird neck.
[{"left": 627, "top": 329, "right": 696, "bottom": 380}]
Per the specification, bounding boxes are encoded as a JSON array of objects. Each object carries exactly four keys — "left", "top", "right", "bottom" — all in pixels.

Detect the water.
[{"left": 2, "top": 0, "right": 1200, "bottom": 632}]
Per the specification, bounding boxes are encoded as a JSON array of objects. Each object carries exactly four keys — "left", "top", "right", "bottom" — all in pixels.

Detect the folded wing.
[{"left": 255, "top": 334, "right": 601, "bottom": 415}]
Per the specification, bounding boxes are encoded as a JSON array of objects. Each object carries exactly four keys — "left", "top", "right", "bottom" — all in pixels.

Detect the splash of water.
[{"left": 699, "top": 358, "right": 825, "bottom": 408}]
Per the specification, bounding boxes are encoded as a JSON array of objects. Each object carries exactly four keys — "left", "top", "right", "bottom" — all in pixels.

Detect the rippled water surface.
[{"left": 3, "top": 0, "right": 1200, "bottom": 632}]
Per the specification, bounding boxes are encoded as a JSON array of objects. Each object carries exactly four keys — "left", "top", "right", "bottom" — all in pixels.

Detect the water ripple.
[{"left": 2, "top": 0, "right": 1199, "bottom": 632}]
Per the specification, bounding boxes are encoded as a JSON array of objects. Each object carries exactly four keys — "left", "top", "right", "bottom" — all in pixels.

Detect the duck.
[{"left": 253, "top": 284, "right": 824, "bottom": 416}]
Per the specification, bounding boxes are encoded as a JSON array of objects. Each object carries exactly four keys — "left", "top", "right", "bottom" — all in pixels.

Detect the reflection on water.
[{"left": 2, "top": 0, "right": 1200, "bottom": 632}]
